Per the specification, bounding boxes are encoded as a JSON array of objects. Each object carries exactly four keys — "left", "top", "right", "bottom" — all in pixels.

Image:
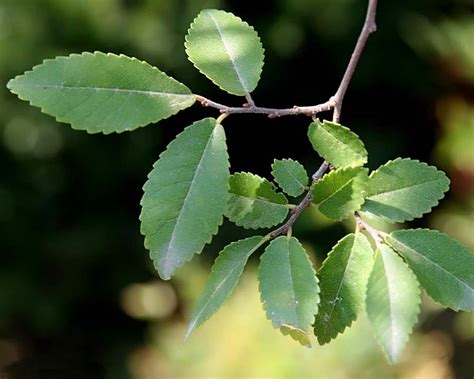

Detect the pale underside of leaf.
[
  {"left": 314, "top": 233, "right": 374, "bottom": 345},
  {"left": 386, "top": 229, "right": 474, "bottom": 311},
  {"left": 185, "top": 9, "right": 265, "bottom": 96},
  {"left": 259, "top": 236, "right": 319, "bottom": 335},
  {"left": 366, "top": 245, "right": 421, "bottom": 364},
  {"left": 185, "top": 236, "right": 266, "bottom": 339},
  {"left": 140, "top": 118, "right": 229, "bottom": 280},
  {"left": 360, "top": 158, "right": 450, "bottom": 223},
  {"left": 7, "top": 52, "right": 195, "bottom": 134}
]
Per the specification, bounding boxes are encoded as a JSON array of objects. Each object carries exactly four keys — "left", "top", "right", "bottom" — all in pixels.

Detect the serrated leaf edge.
[
  {"left": 385, "top": 228, "right": 474, "bottom": 311},
  {"left": 185, "top": 235, "right": 267, "bottom": 340},
  {"left": 367, "top": 246, "right": 421, "bottom": 364},
  {"left": 225, "top": 172, "right": 289, "bottom": 229},
  {"left": 184, "top": 9, "right": 265, "bottom": 96},
  {"left": 7, "top": 51, "right": 195, "bottom": 135},
  {"left": 362, "top": 158, "right": 451, "bottom": 223},
  {"left": 315, "top": 233, "right": 373, "bottom": 345},
  {"left": 258, "top": 236, "right": 320, "bottom": 332},
  {"left": 271, "top": 158, "right": 309, "bottom": 197},
  {"left": 139, "top": 118, "right": 229, "bottom": 279}
]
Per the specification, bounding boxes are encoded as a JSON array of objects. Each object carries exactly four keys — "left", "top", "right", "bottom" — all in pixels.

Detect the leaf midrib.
[
  {"left": 367, "top": 177, "right": 445, "bottom": 199},
  {"left": 11, "top": 83, "right": 192, "bottom": 98},
  {"left": 390, "top": 237, "right": 474, "bottom": 295},
  {"left": 162, "top": 124, "right": 217, "bottom": 273},
  {"left": 207, "top": 11, "right": 249, "bottom": 94},
  {"left": 319, "top": 125, "right": 364, "bottom": 162}
]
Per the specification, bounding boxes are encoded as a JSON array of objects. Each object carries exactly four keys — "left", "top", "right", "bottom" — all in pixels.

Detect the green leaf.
[
  {"left": 185, "top": 236, "right": 266, "bottom": 339},
  {"left": 140, "top": 118, "right": 229, "bottom": 280},
  {"left": 314, "top": 233, "right": 374, "bottom": 345},
  {"left": 259, "top": 236, "right": 319, "bottom": 345},
  {"left": 225, "top": 172, "right": 289, "bottom": 229},
  {"left": 185, "top": 9, "right": 265, "bottom": 96},
  {"left": 366, "top": 244, "right": 421, "bottom": 364},
  {"left": 7, "top": 52, "right": 195, "bottom": 134},
  {"left": 360, "top": 158, "right": 450, "bottom": 223},
  {"left": 312, "top": 167, "right": 368, "bottom": 220},
  {"left": 271, "top": 158, "right": 309, "bottom": 197},
  {"left": 307, "top": 119, "right": 368, "bottom": 168},
  {"left": 387, "top": 229, "right": 474, "bottom": 311}
]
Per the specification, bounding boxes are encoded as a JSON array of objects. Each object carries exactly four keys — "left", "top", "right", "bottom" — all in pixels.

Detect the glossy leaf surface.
[
  {"left": 140, "top": 118, "right": 229, "bottom": 280},
  {"left": 271, "top": 158, "right": 309, "bottom": 197},
  {"left": 387, "top": 229, "right": 474, "bottom": 311},
  {"left": 360, "top": 159, "right": 450, "bottom": 223},
  {"left": 366, "top": 245, "right": 421, "bottom": 364},
  {"left": 185, "top": 9, "right": 264, "bottom": 96},
  {"left": 312, "top": 167, "right": 368, "bottom": 220},
  {"left": 185, "top": 236, "right": 265, "bottom": 339},
  {"left": 314, "top": 233, "right": 374, "bottom": 344},
  {"left": 225, "top": 172, "right": 288, "bottom": 229},
  {"left": 7, "top": 52, "right": 195, "bottom": 134},
  {"left": 307, "top": 120, "right": 367, "bottom": 168}
]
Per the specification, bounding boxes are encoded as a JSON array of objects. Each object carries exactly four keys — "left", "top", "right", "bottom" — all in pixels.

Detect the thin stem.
[
  {"left": 355, "top": 213, "right": 386, "bottom": 247},
  {"left": 332, "top": 0, "right": 378, "bottom": 122},
  {"left": 194, "top": 94, "right": 334, "bottom": 118}
]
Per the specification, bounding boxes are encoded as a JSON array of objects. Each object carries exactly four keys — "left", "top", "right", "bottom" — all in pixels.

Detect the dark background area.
[{"left": 0, "top": 0, "right": 473, "bottom": 378}]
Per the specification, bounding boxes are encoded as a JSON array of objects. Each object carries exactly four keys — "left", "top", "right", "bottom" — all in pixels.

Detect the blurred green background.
[{"left": 0, "top": 0, "right": 473, "bottom": 378}]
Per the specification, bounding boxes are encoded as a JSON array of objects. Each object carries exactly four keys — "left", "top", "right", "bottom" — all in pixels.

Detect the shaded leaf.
[
  {"left": 7, "top": 52, "right": 195, "bottom": 134},
  {"left": 185, "top": 9, "right": 264, "bottom": 96},
  {"left": 314, "top": 233, "right": 374, "bottom": 344},
  {"left": 259, "top": 236, "right": 319, "bottom": 338},
  {"left": 307, "top": 119, "right": 367, "bottom": 168},
  {"left": 387, "top": 229, "right": 474, "bottom": 311},
  {"left": 225, "top": 172, "right": 288, "bottom": 229},
  {"left": 140, "top": 118, "right": 229, "bottom": 280},
  {"left": 360, "top": 158, "right": 450, "bottom": 223},
  {"left": 366, "top": 245, "right": 421, "bottom": 364},
  {"left": 271, "top": 158, "right": 309, "bottom": 197},
  {"left": 312, "top": 167, "right": 368, "bottom": 220},
  {"left": 185, "top": 236, "right": 266, "bottom": 339}
]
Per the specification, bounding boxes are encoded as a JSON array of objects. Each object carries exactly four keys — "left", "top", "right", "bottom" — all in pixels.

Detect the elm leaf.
[
  {"left": 140, "top": 118, "right": 229, "bottom": 280},
  {"left": 271, "top": 158, "right": 309, "bottom": 197},
  {"left": 185, "top": 236, "right": 266, "bottom": 339},
  {"left": 314, "top": 233, "right": 374, "bottom": 345},
  {"left": 185, "top": 9, "right": 265, "bottom": 96},
  {"left": 366, "top": 244, "right": 421, "bottom": 364},
  {"left": 259, "top": 236, "right": 319, "bottom": 346},
  {"left": 225, "top": 172, "right": 289, "bottom": 229},
  {"left": 307, "top": 119, "right": 368, "bottom": 168},
  {"left": 312, "top": 167, "right": 368, "bottom": 220},
  {"left": 387, "top": 229, "right": 474, "bottom": 311},
  {"left": 360, "top": 158, "right": 450, "bottom": 223},
  {"left": 7, "top": 52, "right": 195, "bottom": 134}
]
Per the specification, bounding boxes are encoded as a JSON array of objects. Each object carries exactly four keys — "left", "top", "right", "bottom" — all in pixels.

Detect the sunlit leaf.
[
  {"left": 259, "top": 236, "right": 319, "bottom": 340},
  {"left": 225, "top": 172, "right": 288, "bottom": 229},
  {"left": 314, "top": 233, "right": 374, "bottom": 344},
  {"left": 312, "top": 167, "right": 368, "bottom": 220},
  {"left": 140, "top": 118, "right": 229, "bottom": 280},
  {"left": 307, "top": 119, "right": 367, "bottom": 168},
  {"left": 387, "top": 229, "right": 474, "bottom": 311},
  {"left": 185, "top": 9, "right": 265, "bottom": 96},
  {"left": 7, "top": 52, "right": 195, "bottom": 134},
  {"left": 271, "top": 158, "right": 309, "bottom": 197},
  {"left": 185, "top": 236, "right": 266, "bottom": 339},
  {"left": 366, "top": 244, "right": 421, "bottom": 364},
  {"left": 360, "top": 158, "right": 450, "bottom": 223}
]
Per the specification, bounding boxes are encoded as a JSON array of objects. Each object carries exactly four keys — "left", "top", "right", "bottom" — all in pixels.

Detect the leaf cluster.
[{"left": 7, "top": 8, "right": 473, "bottom": 364}]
